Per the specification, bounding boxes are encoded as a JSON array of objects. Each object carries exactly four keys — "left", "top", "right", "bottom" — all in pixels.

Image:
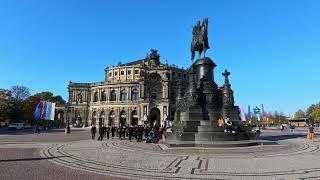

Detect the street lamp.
[
  {"left": 65, "top": 103, "right": 71, "bottom": 134},
  {"left": 253, "top": 106, "right": 261, "bottom": 131}
]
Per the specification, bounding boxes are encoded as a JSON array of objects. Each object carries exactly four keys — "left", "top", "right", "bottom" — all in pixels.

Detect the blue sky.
[{"left": 0, "top": 0, "right": 319, "bottom": 115}]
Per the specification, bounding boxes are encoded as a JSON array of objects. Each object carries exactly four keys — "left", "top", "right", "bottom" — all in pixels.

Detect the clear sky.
[{"left": 0, "top": 0, "right": 319, "bottom": 115}]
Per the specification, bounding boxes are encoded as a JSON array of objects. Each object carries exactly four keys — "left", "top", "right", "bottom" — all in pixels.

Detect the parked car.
[
  {"left": 8, "top": 123, "right": 24, "bottom": 130},
  {"left": 23, "top": 123, "right": 32, "bottom": 129}
]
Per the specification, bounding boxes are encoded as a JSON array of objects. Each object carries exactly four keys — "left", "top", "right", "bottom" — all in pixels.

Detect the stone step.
[
  {"left": 194, "top": 132, "right": 258, "bottom": 141},
  {"left": 197, "top": 125, "right": 224, "bottom": 132},
  {"left": 165, "top": 131, "right": 259, "bottom": 143}
]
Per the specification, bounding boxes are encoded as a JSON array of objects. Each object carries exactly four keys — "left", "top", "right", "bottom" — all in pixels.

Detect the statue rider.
[{"left": 193, "top": 21, "right": 202, "bottom": 36}]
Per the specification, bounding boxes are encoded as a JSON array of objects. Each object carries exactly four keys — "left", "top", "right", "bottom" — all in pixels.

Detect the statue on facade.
[
  {"left": 191, "top": 18, "right": 210, "bottom": 60},
  {"left": 77, "top": 92, "right": 83, "bottom": 103}
]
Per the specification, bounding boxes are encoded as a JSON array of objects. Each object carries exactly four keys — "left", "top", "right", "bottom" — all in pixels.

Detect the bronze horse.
[{"left": 191, "top": 18, "right": 209, "bottom": 60}]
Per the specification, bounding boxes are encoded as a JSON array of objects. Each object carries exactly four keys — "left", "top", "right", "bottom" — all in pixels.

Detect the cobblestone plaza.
[{"left": 0, "top": 128, "right": 319, "bottom": 180}]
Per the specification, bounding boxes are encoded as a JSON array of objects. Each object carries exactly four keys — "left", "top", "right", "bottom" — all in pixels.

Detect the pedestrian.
[
  {"left": 106, "top": 125, "right": 110, "bottom": 140},
  {"left": 111, "top": 125, "right": 116, "bottom": 139},
  {"left": 121, "top": 125, "right": 126, "bottom": 140},
  {"left": 308, "top": 124, "right": 315, "bottom": 140},
  {"left": 118, "top": 125, "right": 122, "bottom": 140},
  {"left": 137, "top": 125, "right": 143, "bottom": 142},
  {"left": 292, "top": 124, "right": 295, "bottom": 133},
  {"left": 280, "top": 124, "right": 284, "bottom": 132},
  {"left": 98, "top": 126, "right": 104, "bottom": 141},
  {"left": 223, "top": 118, "right": 229, "bottom": 133},
  {"left": 226, "top": 120, "right": 232, "bottom": 134},
  {"left": 128, "top": 125, "right": 133, "bottom": 142},
  {"left": 34, "top": 124, "right": 40, "bottom": 134},
  {"left": 103, "top": 125, "right": 107, "bottom": 138},
  {"left": 91, "top": 125, "right": 96, "bottom": 140}
]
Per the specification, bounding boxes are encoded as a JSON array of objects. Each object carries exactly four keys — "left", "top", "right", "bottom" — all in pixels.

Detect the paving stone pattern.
[{"left": 39, "top": 138, "right": 320, "bottom": 180}]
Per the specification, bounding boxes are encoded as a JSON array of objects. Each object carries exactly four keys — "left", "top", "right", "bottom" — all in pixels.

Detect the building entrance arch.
[
  {"left": 149, "top": 107, "right": 160, "bottom": 125},
  {"left": 131, "top": 110, "right": 138, "bottom": 125},
  {"left": 120, "top": 110, "right": 127, "bottom": 126},
  {"left": 99, "top": 111, "right": 105, "bottom": 127}
]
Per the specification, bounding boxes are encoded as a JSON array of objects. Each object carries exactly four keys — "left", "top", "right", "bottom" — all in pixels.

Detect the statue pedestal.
[{"left": 167, "top": 56, "right": 258, "bottom": 147}]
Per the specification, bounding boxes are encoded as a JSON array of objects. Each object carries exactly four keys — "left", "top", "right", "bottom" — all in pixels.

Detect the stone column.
[
  {"left": 117, "top": 87, "right": 121, "bottom": 102},
  {"left": 139, "top": 82, "right": 145, "bottom": 99},
  {"left": 128, "top": 86, "right": 131, "bottom": 102},
  {"left": 114, "top": 108, "right": 118, "bottom": 126}
]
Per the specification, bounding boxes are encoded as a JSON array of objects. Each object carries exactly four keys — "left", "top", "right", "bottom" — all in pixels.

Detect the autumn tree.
[{"left": 23, "top": 91, "right": 66, "bottom": 121}]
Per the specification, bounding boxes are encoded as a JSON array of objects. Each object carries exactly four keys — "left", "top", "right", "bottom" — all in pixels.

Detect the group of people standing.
[{"left": 90, "top": 124, "right": 165, "bottom": 143}]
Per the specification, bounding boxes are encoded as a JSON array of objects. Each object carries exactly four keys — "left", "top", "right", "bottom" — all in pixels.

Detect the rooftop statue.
[{"left": 191, "top": 18, "right": 210, "bottom": 61}]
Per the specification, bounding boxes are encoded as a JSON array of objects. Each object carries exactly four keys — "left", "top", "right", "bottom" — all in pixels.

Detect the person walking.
[
  {"left": 118, "top": 125, "right": 122, "bottom": 140},
  {"left": 98, "top": 126, "right": 104, "bottom": 141},
  {"left": 111, "top": 125, "right": 116, "bottom": 139},
  {"left": 121, "top": 125, "right": 126, "bottom": 140},
  {"left": 106, "top": 125, "right": 110, "bottom": 140},
  {"left": 137, "top": 125, "right": 143, "bottom": 142},
  {"left": 91, "top": 125, "right": 96, "bottom": 140},
  {"left": 292, "top": 124, "right": 295, "bottom": 133},
  {"left": 103, "top": 125, "right": 107, "bottom": 138},
  {"left": 308, "top": 124, "right": 315, "bottom": 140},
  {"left": 128, "top": 125, "right": 133, "bottom": 142},
  {"left": 34, "top": 124, "right": 40, "bottom": 134}
]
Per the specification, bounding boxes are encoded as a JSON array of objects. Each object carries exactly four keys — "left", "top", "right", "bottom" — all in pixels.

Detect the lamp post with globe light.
[
  {"left": 253, "top": 106, "right": 261, "bottom": 131},
  {"left": 65, "top": 103, "right": 72, "bottom": 134}
]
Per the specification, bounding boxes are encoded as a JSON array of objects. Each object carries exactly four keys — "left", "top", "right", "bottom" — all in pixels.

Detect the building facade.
[{"left": 62, "top": 50, "right": 187, "bottom": 127}]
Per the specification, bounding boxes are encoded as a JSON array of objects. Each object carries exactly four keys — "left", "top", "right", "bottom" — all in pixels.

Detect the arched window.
[
  {"left": 131, "top": 110, "right": 138, "bottom": 125},
  {"left": 131, "top": 88, "right": 139, "bottom": 101},
  {"left": 120, "top": 90, "right": 127, "bottom": 101},
  {"left": 101, "top": 91, "right": 106, "bottom": 101},
  {"left": 93, "top": 92, "right": 98, "bottom": 102},
  {"left": 110, "top": 90, "right": 116, "bottom": 101}
]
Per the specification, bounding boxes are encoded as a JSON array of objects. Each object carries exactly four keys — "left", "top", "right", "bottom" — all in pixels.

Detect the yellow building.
[{"left": 58, "top": 50, "right": 187, "bottom": 127}]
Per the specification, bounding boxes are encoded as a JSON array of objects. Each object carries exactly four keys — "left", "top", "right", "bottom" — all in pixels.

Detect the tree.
[
  {"left": 309, "top": 103, "right": 320, "bottom": 124},
  {"left": 307, "top": 104, "right": 316, "bottom": 116},
  {"left": 10, "top": 86, "right": 30, "bottom": 102},
  {"left": 0, "top": 98, "right": 9, "bottom": 121},
  {"left": 52, "top": 95, "right": 66, "bottom": 106},
  {"left": 8, "top": 86, "right": 30, "bottom": 122},
  {"left": 294, "top": 109, "right": 306, "bottom": 119},
  {"left": 22, "top": 96, "right": 40, "bottom": 122},
  {"left": 34, "top": 91, "right": 54, "bottom": 101},
  {"left": 22, "top": 91, "right": 66, "bottom": 122}
]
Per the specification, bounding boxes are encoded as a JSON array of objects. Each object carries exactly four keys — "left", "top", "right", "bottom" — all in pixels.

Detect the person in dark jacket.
[
  {"left": 106, "top": 126, "right": 110, "bottom": 139},
  {"left": 128, "top": 125, "right": 134, "bottom": 142},
  {"left": 91, "top": 125, "right": 96, "bottom": 140},
  {"left": 102, "top": 125, "right": 107, "bottom": 138},
  {"left": 111, "top": 125, "right": 116, "bottom": 139},
  {"left": 97, "top": 126, "right": 104, "bottom": 141}
]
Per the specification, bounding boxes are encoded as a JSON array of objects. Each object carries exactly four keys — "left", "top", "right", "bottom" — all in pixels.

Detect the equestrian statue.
[{"left": 191, "top": 18, "right": 210, "bottom": 61}]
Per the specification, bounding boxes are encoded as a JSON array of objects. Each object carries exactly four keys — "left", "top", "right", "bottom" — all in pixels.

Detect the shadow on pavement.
[
  {"left": 0, "top": 128, "right": 88, "bottom": 136},
  {"left": 258, "top": 134, "right": 307, "bottom": 141},
  {"left": 0, "top": 156, "right": 68, "bottom": 163}
]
